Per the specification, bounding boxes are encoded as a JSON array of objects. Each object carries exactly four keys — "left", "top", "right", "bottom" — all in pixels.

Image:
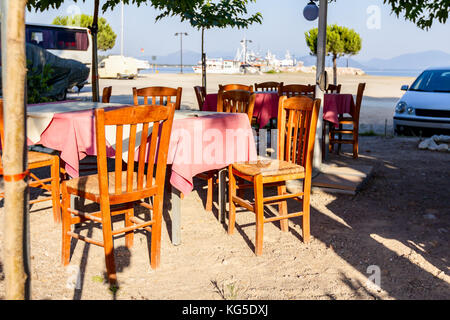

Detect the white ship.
[{"left": 192, "top": 58, "right": 242, "bottom": 74}]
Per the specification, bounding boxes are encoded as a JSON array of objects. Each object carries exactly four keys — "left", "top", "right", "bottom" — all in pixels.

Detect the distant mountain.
[
  {"left": 357, "top": 50, "right": 450, "bottom": 70},
  {"left": 141, "top": 50, "right": 200, "bottom": 65},
  {"left": 297, "top": 55, "right": 367, "bottom": 69}
]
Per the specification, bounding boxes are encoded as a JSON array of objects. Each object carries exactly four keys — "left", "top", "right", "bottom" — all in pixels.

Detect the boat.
[{"left": 192, "top": 58, "right": 242, "bottom": 74}]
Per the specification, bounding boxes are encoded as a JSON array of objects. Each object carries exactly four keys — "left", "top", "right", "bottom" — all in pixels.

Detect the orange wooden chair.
[
  {"left": 194, "top": 86, "right": 207, "bottom": 111},
  {"left": 254, "top": 81, "right": 283, "bottom": 92},
  {"left": 197, "top": 90, "right": 256, "bottom": 212},
  {"left": 326, "top": 84, "right": 342, "bottom": 94},
  {"left": 329, "top": 83, "right": 366, "bottom": 158},
  {"left": 219, "top": 84, "right": 253, "bottom": 93},
  {"left": 61, "top": 104, "right": 175, "bottom": 285},
  {"left": 102, "top": 86, "right": 113, "bottom": 103},
  {"left": 133, "top": 86, "right": 182, "bottom": 110},
  {"left": 0, "top": 99, "right": 61, "bottom": 223},
  {"left": 279, "top": 84, "right": 316, "bottom": 99},
  {"left": 227, "top": 95, "right": 320, "bottom": 255}
]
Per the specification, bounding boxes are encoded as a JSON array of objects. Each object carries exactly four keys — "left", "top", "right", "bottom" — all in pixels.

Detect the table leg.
[
  {"left": 170, "top": 185, "right": 182, "bottom": 246},
  {"left": 218, "top": 168, "right": 228, "bottom": 223}
]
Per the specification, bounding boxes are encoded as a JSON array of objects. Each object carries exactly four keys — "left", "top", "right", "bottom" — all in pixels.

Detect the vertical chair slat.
[
  {"left": 127, "top": 124, "right": 137, "bottom": 193},
  {"left": 146, "top": 121, "right": 160, "bottom": 188},
  {"left": 137, "top": 122, "right": 149, "bottom": 190},
  {"left": 115, "top": 125, "right": 124, "bottom": 194}
]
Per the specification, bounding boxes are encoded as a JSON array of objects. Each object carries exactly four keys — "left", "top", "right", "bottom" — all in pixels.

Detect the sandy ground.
[{"left": 0, "top": 73, "right": 449, "bottom": 300}]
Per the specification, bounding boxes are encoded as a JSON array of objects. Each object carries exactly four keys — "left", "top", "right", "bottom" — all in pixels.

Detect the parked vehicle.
[
  {"left": 394, "top": 66, "right": 450, "bottom": 135},
  {"left": 25, "top": 23, "right": 92, "bottom": 90},
  {"left": 98, "top": 55, "right": 139, "bottom": 79}
]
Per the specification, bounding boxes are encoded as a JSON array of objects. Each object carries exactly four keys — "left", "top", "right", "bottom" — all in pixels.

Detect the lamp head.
[{"left": 303, "top": 0, "right": 319, "bottom": 21}]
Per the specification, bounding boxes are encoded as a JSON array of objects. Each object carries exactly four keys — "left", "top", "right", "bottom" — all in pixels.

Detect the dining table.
[
  {"left": 203, "top": 91, "right": 355, "bottom": 128},
  {"left": 27, "top": 100, "right": 258, "bottom": 245}
]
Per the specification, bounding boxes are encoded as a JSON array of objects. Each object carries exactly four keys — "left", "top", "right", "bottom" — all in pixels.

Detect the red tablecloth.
[
  {"left": 203, "top": 92, "right": 279, "bottom": 129},
  {"left": 203, "top": 92, "right": 355, "bottom": 128},
  {"left": 32, "top": 108, "right": 257, "bottom": 195},
  {"left": 323, "top": 94, "right": 355, "bottom": 127}
]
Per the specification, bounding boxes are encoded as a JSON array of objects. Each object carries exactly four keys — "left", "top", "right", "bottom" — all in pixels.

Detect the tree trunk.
[
  {"left": 333, "top": 54, "right": 337, "bottom": 85},
  {"left": 201, "top": 27, "right": 206, "bottom": 90},
  {"left": 1, "top": 0, "right": 31, "bottom": 300},
  {"left": 91, "top": 0, "right": 100, "bottom": 102}
]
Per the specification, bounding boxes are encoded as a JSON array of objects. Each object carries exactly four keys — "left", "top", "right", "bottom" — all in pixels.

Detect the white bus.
[{"left": 25, "top": 23, "right": 93, "bottom": 68}]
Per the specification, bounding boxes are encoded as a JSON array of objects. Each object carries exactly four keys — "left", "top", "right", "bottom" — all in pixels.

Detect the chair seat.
[
  {"left": 233, "top": 159, "right": 305, "bottom": 177},
  {"left": 66, "top": 171, "right": 154, "bottom": 196},
  {"left": 28, "top": 151, "right": 56, "bottom": 164}
]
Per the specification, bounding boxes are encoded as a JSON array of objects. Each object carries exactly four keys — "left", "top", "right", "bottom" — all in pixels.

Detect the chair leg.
[
  {"left": 150, "top": 192, "right": 163, "bottom": 269},
  {"left": 100, "top": 205, "right": 117, "bottom": 284},
  {"left": 61, "top": 183, "right": 71, "bottom": 266},
  {"left": 206, "top": 175, "right": 213, "bottom": 211},
  {"left": 124, "top": 206, "right": 134, "bottom": 248},
  {"left": 227, "top": 165, "right": 236, "bottom": 235},
  {"left": 337, "top": 124, "right": 342, "bottom": 154},
  {"left": 302, "top": 178, "right": 311, "bottom": 244},
  {"left": 51, "top": 156, "right": 61, "bottom": 223},
  {"left": 353, "top": 130, "right": 359, "bottom": 159},
  {"left": 254, "top": 175, "right": 264, "bottom": 256},
  {"left": 277, "top": 184, "right": 288, "bottom": 232}
]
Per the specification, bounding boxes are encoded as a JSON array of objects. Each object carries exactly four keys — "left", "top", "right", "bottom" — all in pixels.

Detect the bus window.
[{"left": 26, "top": 26, "right": 88, "bottom": 51}]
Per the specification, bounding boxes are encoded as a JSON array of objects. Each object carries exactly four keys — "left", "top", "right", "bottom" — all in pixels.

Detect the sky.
[{"left": 25, "top": 0, "right": 450, "bottom": 62}]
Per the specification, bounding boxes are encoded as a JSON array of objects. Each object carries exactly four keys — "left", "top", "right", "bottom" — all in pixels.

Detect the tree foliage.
[
  {"left": 52, "top": 14, "right": 117, "bottom": 51},
  {"left": 383, "top": 0, "right": 450, "bottom": 30},
  {"left": 305, "top": 24, "right": 362, "bottom": 84}
]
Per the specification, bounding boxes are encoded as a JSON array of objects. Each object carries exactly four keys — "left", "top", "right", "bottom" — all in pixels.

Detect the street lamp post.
[
  {"left": 303, "top": 0, "right": 329, "bottom": 171},
  {"left": 175, "top": 32, "right": 188, "bottom": 74}
]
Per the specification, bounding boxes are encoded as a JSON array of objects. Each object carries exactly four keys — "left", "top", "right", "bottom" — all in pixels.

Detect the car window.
[{"left": 410, "top": 70, "right": 450, "bottom": 92}]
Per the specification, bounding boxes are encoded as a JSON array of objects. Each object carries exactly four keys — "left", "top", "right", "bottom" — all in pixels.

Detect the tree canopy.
[
  {"left": 52, "top": 14, "right": 117, "bottom": 51},
  {"left": 384, "top": 0, "right": 450, "bottom": 30},
  {"left": 305, "top": 24, "right": 362, "bottom": 84}
]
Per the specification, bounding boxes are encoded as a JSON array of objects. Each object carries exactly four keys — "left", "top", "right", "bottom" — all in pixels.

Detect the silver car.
[{"left": 394, "top": 66, "right": 450, "bottom": 135}]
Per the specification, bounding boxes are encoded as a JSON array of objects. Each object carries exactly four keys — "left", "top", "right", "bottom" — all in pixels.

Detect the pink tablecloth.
[
  {"left": 203, "top": 92, "right": 355, "bottom": 128},
  {"left": 34, "top": 109, "right": 257, "bottom": 195},
  {"left": 203, "top": 92, "right": 279, "bottom": 129}
]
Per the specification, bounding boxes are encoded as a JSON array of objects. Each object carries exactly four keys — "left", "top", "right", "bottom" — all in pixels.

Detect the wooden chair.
[
  {"left": 194, "top": 86, "right": 207, "bottom": 111},
  {"left": 217, "top": 89, "right": 256, "bottom": 123},
  {"left": 219, "top": 84, "right": 253, "bottom": 93},
  {"left": 197, "top": 90, "right": 256, "bottom": 212},
  {"left": 102, "top": 86, "right": 113, "bottom": 103},
  {"left": 227, "top": 96, "right": 320, "bottom": 255},
  {"left": 326, "top": 84, "right": 342, "bottom": 94},
  {"left": 61, "top": 104, "right": 176, "bottom": 284},
  {"left": 254, "top": 81, "right": 283, "bottom": 92},
  {"left": 279, "top": 84, "right": 315, "bottom": 99},
  {"left": 133, "top": 86, "right": 182, "bottom": 110},
  {"left": 329, "top": 83, "right": 366, "bottom": 158},
  {"left": 0, "top": 99, "right": 61, "bottom": 223}
]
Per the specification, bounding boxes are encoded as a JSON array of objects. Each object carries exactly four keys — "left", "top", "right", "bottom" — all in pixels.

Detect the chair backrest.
[
  {"left": 94, "top": 104, "right": 175, "bottom": 203},
  {"left": 277, "top": 96, "right": 320, "bottom": 174},
  {"left": 254, "top": 81, "right": 283, "bottom": 92},
  {"left": 219, "top": 84, "right": 253, "bottom": 93},
  {"left": 133, "top": 86, "right": 182, "bottom": 110},
  {"left": 279, "top": 84, "right": 315, "bottom": 99},
  {"left": 352, "top": 83, "right": 366, "bottom": 122},
  {"left": 193, "top": 86, "right": 207, "bottom": 111},
  {"left": 102, "top": 86, "right": 113, "bottom": 103},
  {"left": 217, "top": 89, "right": 256, "bottom": 123},
  {"left": 326, "top": 84, "right": 342, "bottom": 94}
]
